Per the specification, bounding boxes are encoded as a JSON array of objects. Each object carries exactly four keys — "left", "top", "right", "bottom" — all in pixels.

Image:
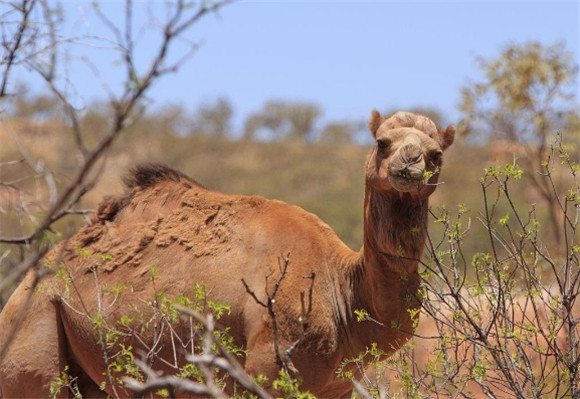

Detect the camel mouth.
[{"left": 388, "top": 174, "right": 424, "bottom": 193}]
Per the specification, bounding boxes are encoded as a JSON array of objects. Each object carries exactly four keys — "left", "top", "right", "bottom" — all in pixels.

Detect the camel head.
[{"left": 366, "top": 110, "right": 455, "bottom": 197}]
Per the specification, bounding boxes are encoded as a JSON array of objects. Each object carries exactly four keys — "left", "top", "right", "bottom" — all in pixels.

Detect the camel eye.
[
  {"left": 430, "top": 150, "right": 443, "bottom": 164},
  {"left": 377, "top": 139, "right": 390, "bottom": 151}
]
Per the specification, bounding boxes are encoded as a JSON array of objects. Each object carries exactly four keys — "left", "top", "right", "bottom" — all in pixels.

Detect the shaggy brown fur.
[{"left": 0, "top": 110, "right": 455, "bottom": 398}]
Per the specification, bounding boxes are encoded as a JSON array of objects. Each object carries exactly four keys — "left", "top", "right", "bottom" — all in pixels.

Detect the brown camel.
[{"left": 0, "top": 110, "right": 455, "bottom": 398}]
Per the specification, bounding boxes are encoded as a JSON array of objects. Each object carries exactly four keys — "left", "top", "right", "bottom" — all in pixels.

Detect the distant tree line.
[
  {"left": 8, "top": 41, "right": 578, "bottom": 149},
  {"left": 0, "top": 89, "right": 468, "bottom": 145},
  {"left": 7, "top": 89, "right": 371, "bottom": 144}
]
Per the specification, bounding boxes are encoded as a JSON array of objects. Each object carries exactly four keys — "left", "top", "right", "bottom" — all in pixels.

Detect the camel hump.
[
  {"left": 94, "top": 163, "right": 204, "bottom": 223},
  {"left": 122, "top": 162, "right": 199, "bottom": 190}
]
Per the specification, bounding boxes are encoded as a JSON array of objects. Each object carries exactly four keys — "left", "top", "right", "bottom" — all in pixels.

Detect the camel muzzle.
[{"left": 391, "top": 144, "right": 425, "bottom": 182}]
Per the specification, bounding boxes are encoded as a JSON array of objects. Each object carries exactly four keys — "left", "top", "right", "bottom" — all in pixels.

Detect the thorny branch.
[
  {"left": 0, "top": 0, "right": 231, "bottom": 293},
  {"left": 0, "top": 6, "right": 233, "bottom": 393}
]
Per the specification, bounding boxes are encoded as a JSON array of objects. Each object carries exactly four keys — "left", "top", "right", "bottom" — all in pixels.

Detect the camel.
[{"left": 0, "top": 110, "right": 455, "bottom": 398}]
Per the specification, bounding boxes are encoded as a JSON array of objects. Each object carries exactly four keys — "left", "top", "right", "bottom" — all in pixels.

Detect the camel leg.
[{"left": 0, "top": 272, "right": 69, "bottom": 398}]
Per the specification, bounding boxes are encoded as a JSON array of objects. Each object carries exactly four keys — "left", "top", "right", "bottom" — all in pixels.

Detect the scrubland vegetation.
[
  {"left": 1, "top": 1, "right": 579, "bottom": 397},
  {"left": 2, "top": 103, "right": 579, "bottom": 398}
]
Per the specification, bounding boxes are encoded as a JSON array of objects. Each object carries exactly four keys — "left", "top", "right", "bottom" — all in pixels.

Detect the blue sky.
[{"left": 17, "top": 1, "right": 580, "bottom": 133}]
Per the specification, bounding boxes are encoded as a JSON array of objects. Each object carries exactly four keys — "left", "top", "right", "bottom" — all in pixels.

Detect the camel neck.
[
  {"left": 362, "top": 183, "right": 429, "bottom": 266},
  {"left": 344, "top": 184, "right": 427, "bottom": 337},
  {"left": 329, "top": 183, "right": 429, "bottom": 356}
]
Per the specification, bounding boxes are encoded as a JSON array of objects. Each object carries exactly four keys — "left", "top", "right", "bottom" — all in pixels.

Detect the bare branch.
[
  {"left": 125, "top": 305, "right": 273, "bottom": 399},
  {"left": 0, "top": 0, "right": 37, "bottom": 97}
]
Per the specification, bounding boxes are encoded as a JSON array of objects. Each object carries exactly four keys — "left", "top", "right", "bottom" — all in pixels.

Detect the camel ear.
[
  {"left": 441, "top": 124, "right": 456, "bottom": 150},
  {"left": 368, "top": 109, "right": 384, "bottom": 138}
]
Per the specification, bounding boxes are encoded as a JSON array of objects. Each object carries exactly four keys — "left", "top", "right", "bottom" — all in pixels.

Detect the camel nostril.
[{"left": 399, "top": 144, "right": 423, "bottom": 165}]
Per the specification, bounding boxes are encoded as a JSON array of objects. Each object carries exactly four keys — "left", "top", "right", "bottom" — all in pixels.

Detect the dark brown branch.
[
  {"left": 0, "top": 0, "right": 37, "bottom": 97},
  {"left": 242, "top": 253, "right": 296, "bottom": 374}
]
